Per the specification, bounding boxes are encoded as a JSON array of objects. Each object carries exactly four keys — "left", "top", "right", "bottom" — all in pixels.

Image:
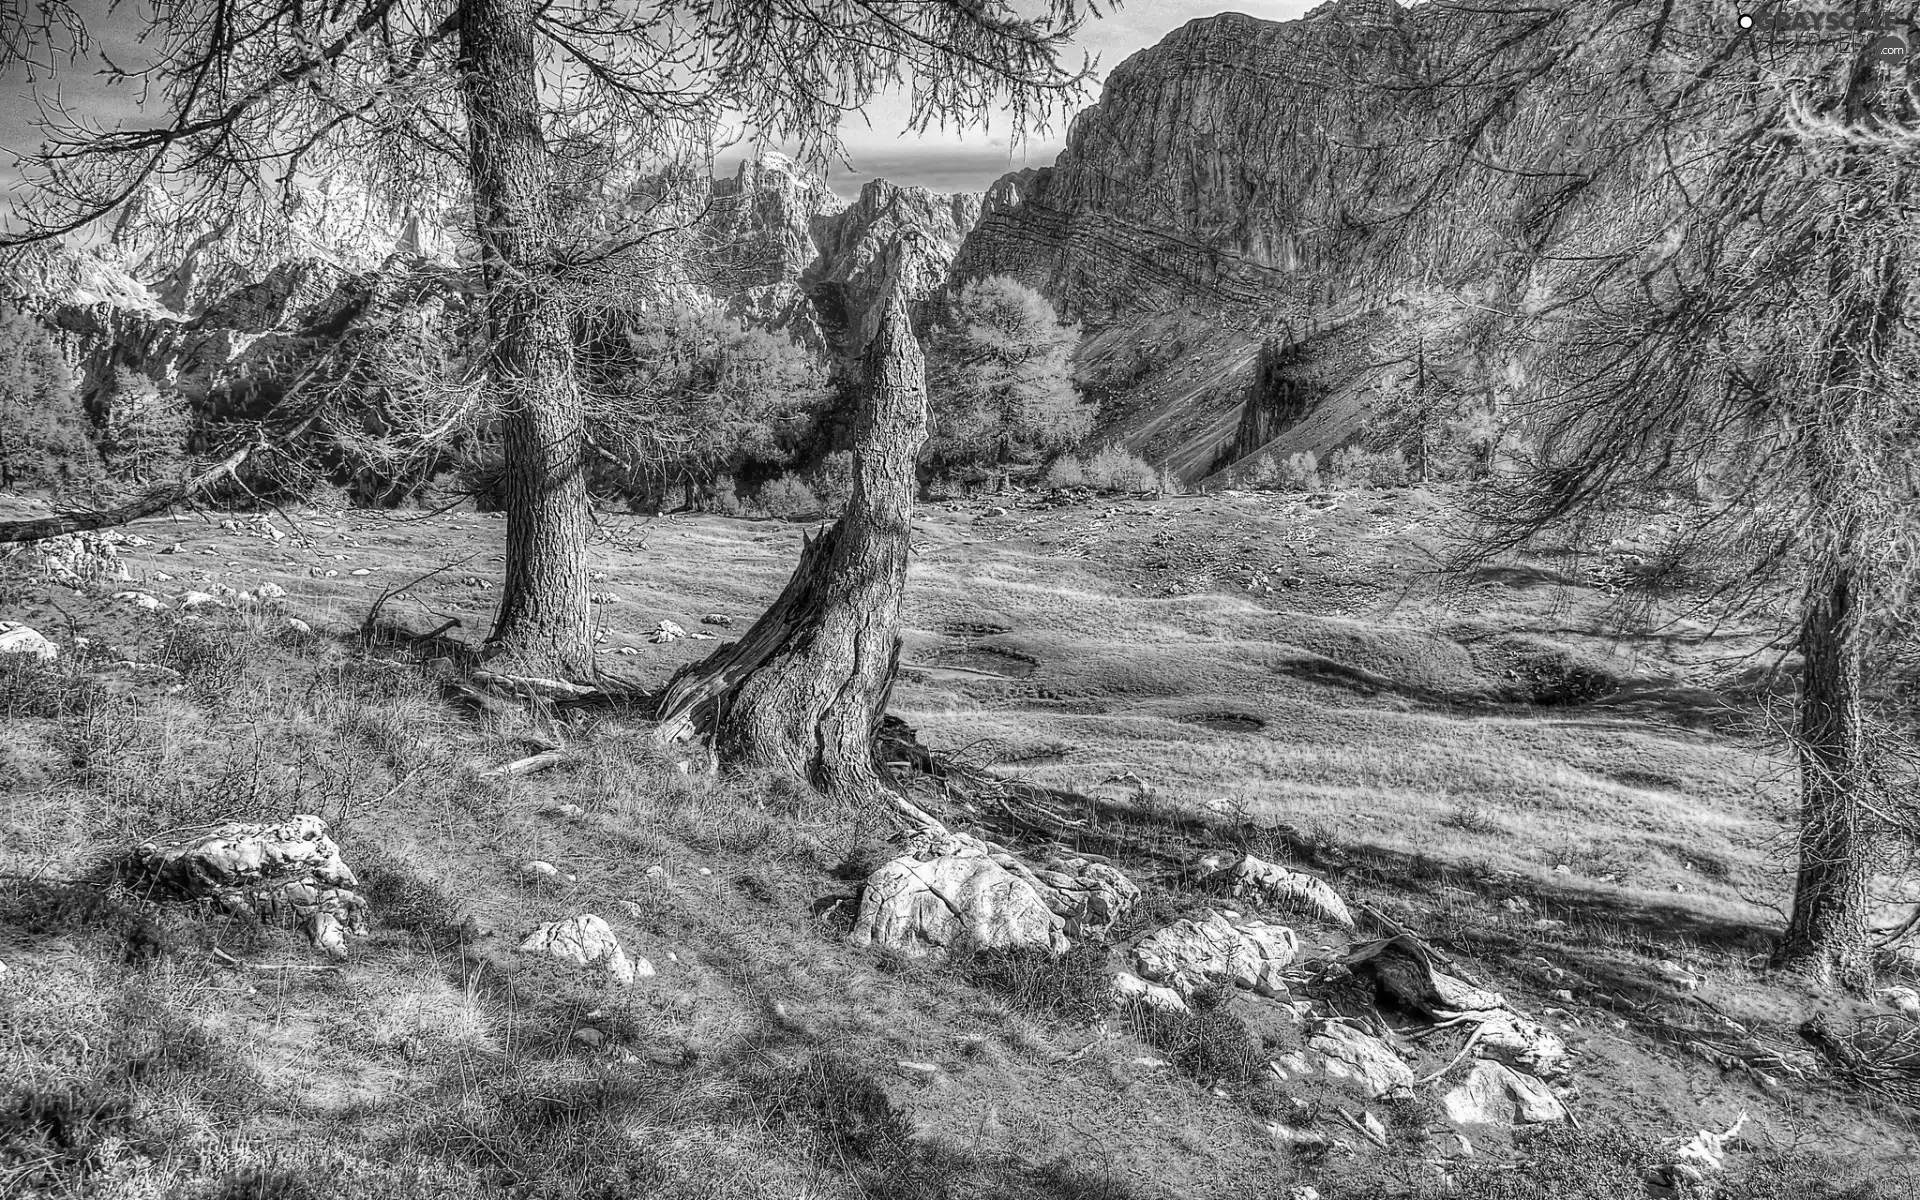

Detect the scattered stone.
[
  {"left": 350, "top": 568, "right": 372, "bottom": 577},
  {"left": 1200, "top": 851, "right": 1354, "bottom": 929},
  {"left": 0, "top": 625, "right": 58, "bottom": 661},
  {"left": 700, "top": 613, "right": 734, "bottom": 627},
  {"left": 115, "top": 591, "right": 163, "bottom": 611},
  {"left": 179, "top": 591, "right": 222, "bottom": 609},
  {"left": 1441, "top": 1060, "right": 1568, "bottom": 1126},
  {"left": 539, "top": 801, "right": 587, "bottom": 819},
  {"left": 644, "top": 865, "right": 667, "bottom": 879},
  {"left": 1113, "top": 970, "right": 1189, "bottom": 1013},
  {"left": 590, "top": 592, "right": 619, "bottom": 604},
  {"left": 848, "top": 829, "right": 1068, "bottom": 958},
  {"left": 1874, "top": 986, "right": 1920, "bottom": 1017},
  {"left": 984, "top": 506, "right": 1008, "bottom": 518},
  {"left": 521, "top": 860, "right": 562, "bottom": 881},
  {"left": 1305, "top": 1019, "right": 1415, "bottom": 1098},
  {"left": 995, "top": 850, "right": 1140, "bottom": 938},
  {"left": 135, "top": 814, "right": 368, "bottom": 959},
  {"left": 1287, "top": 1186, "right": 1322, "bottom": 1200},
  {"left": 285, "top": 617, "right": 313, "bottom": 634},
  {"left": 255, "top": 582, "right": 288, "bottom": 601},
  {"left": 518, "top": 915, "right": 651, "bottom": 986},
  {"left": 1501, "top": 897, "right": 1529, "bottom": 914},
  {"left": 1267, "top": 1051, "right": 1312, "bottom": 1081},
  {"left": 1348, "top": 935, "right": 1569, "bottom": 1075},
  {"left": 895, "top": 1060, "right": 939, "bottom": 1080},
  {"left": 1268, "top": 1125, "right": 1329, "bottom": 1151},
  {"left": 1643, "top": 1113, "right": 1748, "bottom": 1199},
  {"left": 1654, "top": 959, "right": 1703, "bottom": 992},
  {"left": 1553, "top": 864, "right": 1572, "bottom": 875},
  {"left": 1361, "top": 1110, "right": 1389, "bottom": 1145},
  {"left": 572, "top": 1027, "right": 605, "bottom": 1047},
  {"left": 1132, "top": 908, "right": 1296, "bottom": 998},
  {"left": 1453, "top": 1133, "right": 1474, "bottom": 1157},
  {"left": 650, "top": 619, "right": 687, "bottom": 643},
  {"left": 160, "top": 542, "right": 183, "bottom": 554}
]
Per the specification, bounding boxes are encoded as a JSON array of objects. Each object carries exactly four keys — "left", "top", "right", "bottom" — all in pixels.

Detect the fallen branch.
[
  {"left": 0, "top": 416, "right": 316, "bottom": 544},
  {"left": 481, "top": 749, "right": 573, "bottom": 779},
  {"left": 471, "top": 669, "right": 601, "bottom": 697}
]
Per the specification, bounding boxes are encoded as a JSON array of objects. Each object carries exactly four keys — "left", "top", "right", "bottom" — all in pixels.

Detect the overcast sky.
[{"left": 0, "top": 2, "right": 1319, "bottom": 219}]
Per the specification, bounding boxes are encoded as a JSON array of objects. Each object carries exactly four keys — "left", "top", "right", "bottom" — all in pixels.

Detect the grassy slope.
[{"left": 1, "top": 486, "right": 1916, "bottom": 1199}]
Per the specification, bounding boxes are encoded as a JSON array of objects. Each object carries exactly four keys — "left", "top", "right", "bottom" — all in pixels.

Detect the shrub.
[
  {"left": 1043, "top": 455, "right": 1088, "bottom": 490},
  {"left": 807, "top": 450, "right": 856, "bottom": 508},
  {"left": 1245, "top": 453, "right": 1282, "bottom": 488},
  {"left": 0, "top": 652, "right": 102, "bottom": 719},
  {"left": 1280, "top": 451, "right": 1322, "bottom": 491},
  {"left": 957, "top": 942, "right": 1115, "bottom": 1025},
  {"left": 1082, "top": 445, "right": 1157, "bottom": 493},
  {"left": 1122, "top": 985, "right": 1263, "bottom": 1084},
  {"left": 1326, "top": 445, "right": 1410, "bottom": 489},
  {"left": 758, "top": 474, "right": 820, "bottom": 520}
]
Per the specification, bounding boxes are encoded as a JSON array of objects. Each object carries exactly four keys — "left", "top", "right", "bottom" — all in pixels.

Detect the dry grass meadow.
[{"left": 2, "top": 483, "right": 1917, "bottom": 1199}]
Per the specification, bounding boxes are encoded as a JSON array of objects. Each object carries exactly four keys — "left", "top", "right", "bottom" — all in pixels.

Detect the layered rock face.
[
  {"left": 954, "top": 0, "right": 1419, "bottom": 326},
  {"left": 952, "top": 0, "right": 1603, "bottom": 480}
]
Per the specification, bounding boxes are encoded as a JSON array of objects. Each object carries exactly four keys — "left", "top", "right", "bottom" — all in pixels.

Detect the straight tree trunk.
[
  {"left": 458, "top": 0, "right": 594, "bottom": 675},
  {"left": 1775, "top": 549, "right": 1873, "bottom": 986},
  {"left": 656, "top": 280, "right": 941, "bottom": 827}
]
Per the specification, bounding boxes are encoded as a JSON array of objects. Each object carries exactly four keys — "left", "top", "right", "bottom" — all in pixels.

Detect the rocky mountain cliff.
[{"left": 953, "top": 0, "right": 1596, "bottom": 481}]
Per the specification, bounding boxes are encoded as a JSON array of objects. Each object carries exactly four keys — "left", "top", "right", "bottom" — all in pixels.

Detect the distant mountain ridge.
[{"left": 1, "top": 153, "right": 984, "bottom": 431}]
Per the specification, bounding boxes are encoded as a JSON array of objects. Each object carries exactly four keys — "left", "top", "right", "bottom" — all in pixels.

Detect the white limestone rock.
[
  {"left": 136, "top": 814, "right": 368, "bottom": 959},
  {"left": 518, "top": 914, "right": 652, "bottom": 986}
]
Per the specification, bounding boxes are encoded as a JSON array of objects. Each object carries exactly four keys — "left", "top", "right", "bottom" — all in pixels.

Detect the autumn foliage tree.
[{"left": 924, "top": 274, "right": 1089, "bottom": 483}]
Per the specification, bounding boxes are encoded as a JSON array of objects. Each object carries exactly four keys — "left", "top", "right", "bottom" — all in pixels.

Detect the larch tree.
[
  {"left": 0, "top": 0, "right": 1104, "bottom": 674},
  {"left": 924, "top": 273, "right": 1089, "bottom": 485},
  {"left": 1376, "top": 1, "right": 1920, "bottom": 985}
]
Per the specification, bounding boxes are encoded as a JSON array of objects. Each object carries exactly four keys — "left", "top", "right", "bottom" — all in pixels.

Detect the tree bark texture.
[
  {"left": 458, "top": 0, "right": 594, "bottom": 675},
  {"left": 656, "top": 283, "right": 940, "bottom": 824},
  {"left": 1772, "top": 139, "right": 1905, "bottom": 985},
  {"left": 1777, "top": 550, "right": 1874, "bottom": 986}
]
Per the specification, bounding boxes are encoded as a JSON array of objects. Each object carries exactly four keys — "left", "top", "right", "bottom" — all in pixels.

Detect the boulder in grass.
[
  {"left": 848, "top": 830, "right": 1068, "bottom": 958},
  {"left": 0, "top": 624, "right": 57, "bottom": 661},
  {"left": 1113, "top": 970, "right": 1189, "bottom": 1013},
  {"left": 1202, "top": 852, "right": 1354, "bottom": 929},
  {"left": 1132, "top": 908, "right": 1297, "bottom": 999},
  {"left": 136, "top": 814, "right": 369, "bottom": 959},
  {"left": 1304, "top": 1019, "right": 1415, "bottom": 1098},
  {"left": 518, "top": 914, "right": 652, "bottom": 986},
  {"left": 1440, "top": 1059, "right": 1568, "bottom": 1126}
]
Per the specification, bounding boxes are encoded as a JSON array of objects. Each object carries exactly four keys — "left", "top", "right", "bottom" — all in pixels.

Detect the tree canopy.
[{"left": 924, "top": 274, "right": 1089, "bottom": 472}]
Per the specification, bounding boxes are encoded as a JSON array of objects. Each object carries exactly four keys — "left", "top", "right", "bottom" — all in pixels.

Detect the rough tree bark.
[
  {"left": 1776, "top": 547, "right": 1874, "bottom": 986},
  {"left": 655, "top": 280, "right": 943, "bottom": 829},
  {"left": 1771, "top": 150, "right": 1905, "bottom": 985},
  {"left": 458, "top": 0, "right": 594, "bottom": 675}
]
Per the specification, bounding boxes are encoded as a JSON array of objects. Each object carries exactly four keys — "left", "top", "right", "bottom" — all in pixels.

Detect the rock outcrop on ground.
[{"left": 134, "top": 815, "right": 369, "bottom": 958}]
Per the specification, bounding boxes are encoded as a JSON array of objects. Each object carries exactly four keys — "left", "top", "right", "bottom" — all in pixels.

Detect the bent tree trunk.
[
  {"left": 459, "top": 0, "right": 594, "bottom": 675},
  {"left": 655, "top": 284, "right": 941, "bottom": 828}
]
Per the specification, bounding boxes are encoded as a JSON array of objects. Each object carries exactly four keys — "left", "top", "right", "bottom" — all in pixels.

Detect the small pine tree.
[
  {"left": 1247, "top": 452, "right": 1282, "bottom": 488},
  {"left": 103, "top": 368, "right": 191, "bottom": 484}
]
